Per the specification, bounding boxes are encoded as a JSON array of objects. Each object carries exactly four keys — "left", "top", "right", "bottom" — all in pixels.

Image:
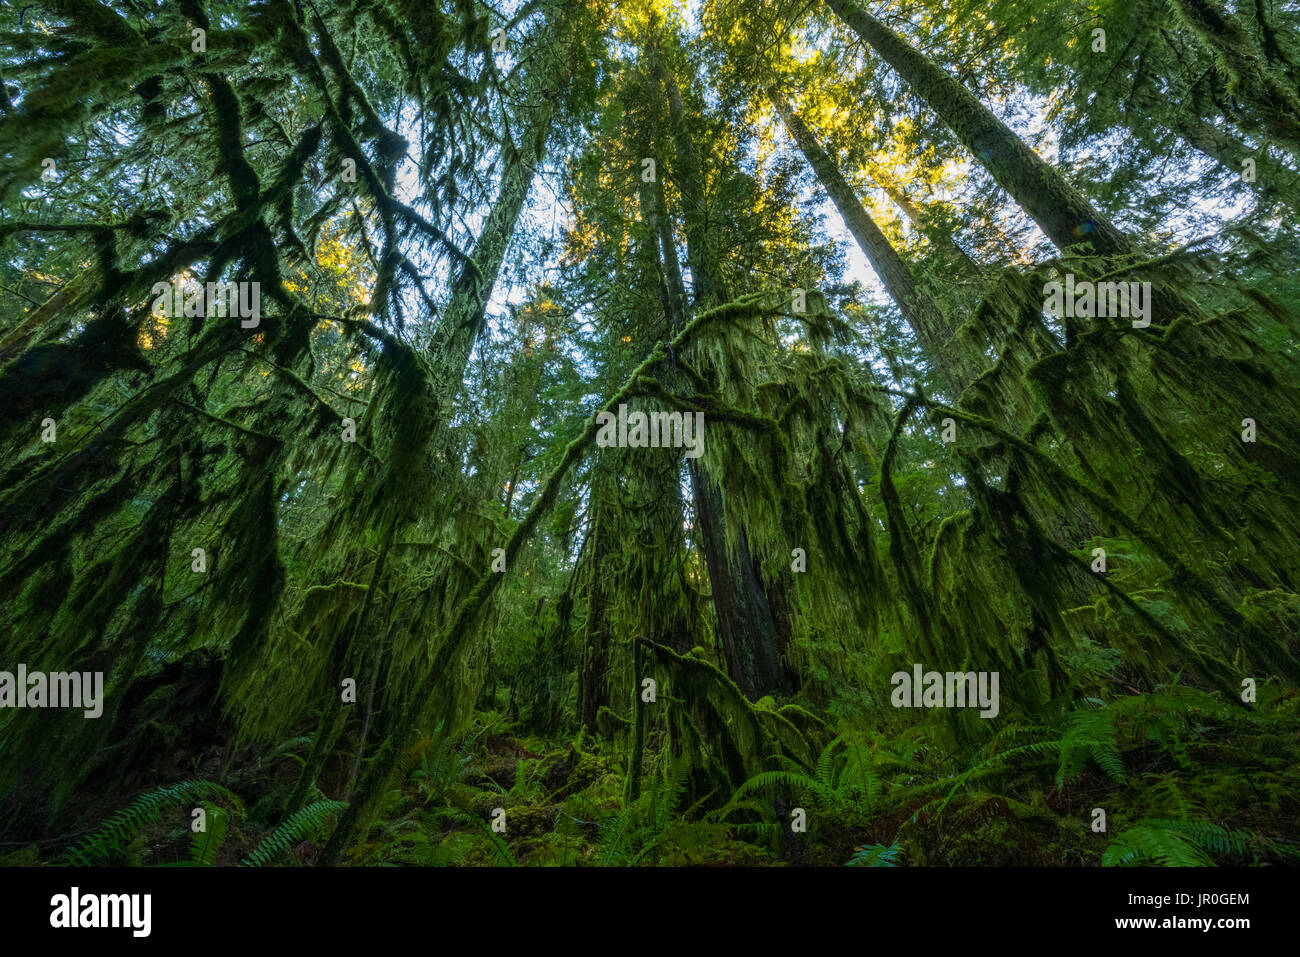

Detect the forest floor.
[{"left": 11, "top": 678, "right": 1300, "bottom": 868}]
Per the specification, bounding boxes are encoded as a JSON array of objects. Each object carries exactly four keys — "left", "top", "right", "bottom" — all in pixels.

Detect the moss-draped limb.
[{"left": 926, "top": 400, "right": 1300, "bottom": 686}]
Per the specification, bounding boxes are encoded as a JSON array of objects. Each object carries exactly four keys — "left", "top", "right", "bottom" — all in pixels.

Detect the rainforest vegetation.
[{"left": 1, "top": 0, "right": 1299, "bottom": 868}]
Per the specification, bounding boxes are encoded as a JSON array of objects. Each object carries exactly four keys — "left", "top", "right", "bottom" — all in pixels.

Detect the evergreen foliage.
[{"left": 0, "top": 0, "right": 1297, "bottom": 867}]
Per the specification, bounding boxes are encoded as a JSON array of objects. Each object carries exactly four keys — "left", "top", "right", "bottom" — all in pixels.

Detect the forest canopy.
[{"left": 1, "top": 0, "right": 1298, "bottom": 868}]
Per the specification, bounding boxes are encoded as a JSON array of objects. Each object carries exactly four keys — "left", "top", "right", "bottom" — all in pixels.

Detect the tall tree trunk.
[
  {"left": 650, "top": 45, "right": 796, "bottom": 699},
  {"left": 686, "top": 463, "right": 794, "bottom": 698},
  {"left": 658, "top": 49, "right": 725, "bottom": 307},
  {"left": 823, "top": 0, "right": 1132, "bottom": 257},
  {"left": 769, "top": 89, "right": 979, "bottom": 394},
  {"left": 647, "top": 172, "right": 689, "bottom": 330}
]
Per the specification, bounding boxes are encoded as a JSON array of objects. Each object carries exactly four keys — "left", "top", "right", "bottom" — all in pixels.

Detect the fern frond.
[
  {"left": 187, "top": 807, "right": 229, "bottom": 866},
  {"left": 815, "top": 736, "right": 844, "bottom": 788},
  {"left": 1058, "top": 706, "right": 1125, "bottom": 785},
  {"left": 1102, "top": 824, "right": 1214, "bottom": 867},
  {"left": 727, "top": 769, "right": 836, "bottom": 809},
  {"left": 1141, "top": 819, "right": 1252, "bottom": 856},
  {"left": 240, "top": 800, "right": 347, "bottom": 866},
  {"left": 63, "top": 780, "right": 243, "bottom": 866},
  {"left": 924, "top": 739, "right": 1061, "bottom": 818},
  {"left": 482, "top": 822, "right": 517, "bottom": 867},
  {"left": 1101, "top": 817, "right": 1266, "bottom": 867}
]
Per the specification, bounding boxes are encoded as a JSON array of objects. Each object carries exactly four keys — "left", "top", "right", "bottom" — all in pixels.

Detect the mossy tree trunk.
[{"left": 654, "top": 42, "right": 796, "bottom": 700}]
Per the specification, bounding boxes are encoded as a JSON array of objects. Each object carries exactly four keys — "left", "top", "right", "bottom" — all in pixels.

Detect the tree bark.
[{"left": 686, "top": 463, "right": 794, "bottom": 699}]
